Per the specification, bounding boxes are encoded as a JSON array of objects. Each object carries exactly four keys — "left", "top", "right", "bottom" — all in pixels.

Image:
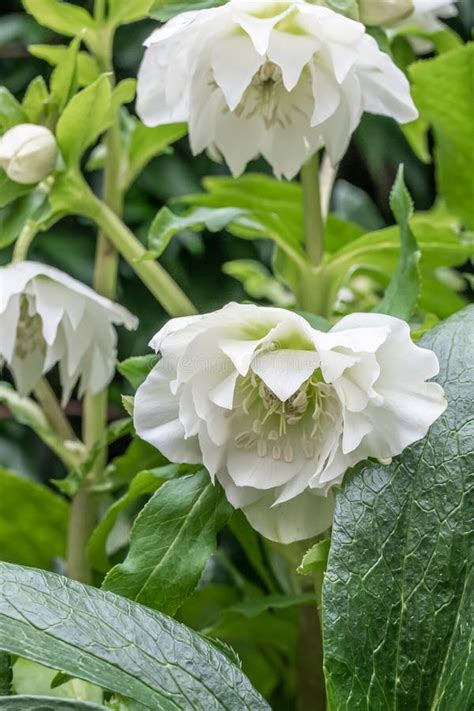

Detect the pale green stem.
[
  {"left": 12, "top": 220, "right": 39, "bottom": 263},
  {"left": 301, "top": 153, "right": 325, "bottom": 267},
  {"left": 319, "top": 152, "right": 338, "bottom": 220},
  {"left": 89, "top": 196, "right": 198, "bottom": 317},
  {"left": 33, "top": 378, "right": 76, "bottom": 441}
]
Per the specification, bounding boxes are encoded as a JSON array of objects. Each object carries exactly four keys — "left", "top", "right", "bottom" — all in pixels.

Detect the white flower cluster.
[
  {"left": 134, "top": 304, "right": 446, "bottom": 543},
  {"left": 0, "top": 261, "right": 137, "bottom": 403},
  {"left": 137, "top": 0, "right": 418, "bottom": 179}
]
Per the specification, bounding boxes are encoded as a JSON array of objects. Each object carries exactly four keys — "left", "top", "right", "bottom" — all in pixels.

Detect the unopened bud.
[
  {"left": 0, "top": 123, "right": 58, "bottom": 184},
  {"left": 359, "top": 0, "right": 414, "bottom": 25}
]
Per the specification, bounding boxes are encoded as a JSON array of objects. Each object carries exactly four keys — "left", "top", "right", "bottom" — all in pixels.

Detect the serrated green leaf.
[
  {"left": 22, "top": 0, "right": 95, "bottom": 37},
  {"left": 121, "top": 394, "right": 134, "bottom": 417},
  {"left": 126, "top": 122, "right": 187, "bottom": 188},
  {"left": 118, "top": 353, "right": 160, "bottom": 389},
  {"left": 0, "top": 87, "right": 27, "bottom": 132},
  {"left": 297, "top": 539, "right": 330, "bottom": 576},
  {"left": 375, "top": 165, "right": 421, "bottom": 320},
  {"left": 0, "top": 468, "right": 68, "bottom": 569},
  {"left": 324, "top": 306, "right": 474, "bottom": 711},
  {"left": 30, "top": 44, "right": 99, "bottom": 89},
  {"left": 0, "top": 562, "right": 269, "bottom": 710},
  {"left": 56, "top": 75, "right": 111, "bottom": 166},
  {"left": 88, "top": 465, "right": 180, "bottom": 573},
  {"left": 103, "top": 469, "right": 233, "bottom": 615},
  {"left": 0, "top": 699, "right": 106, "bottom": 710},
  {"left": 410, "top": 44, "right": 474, "bottom": 228},
  {"left": 0, "top": 654, "right": 11, "bottom": 696}
]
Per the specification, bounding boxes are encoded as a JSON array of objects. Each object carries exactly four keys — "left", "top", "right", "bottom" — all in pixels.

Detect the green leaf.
[
  {"left": 323, "top": 305, "right": 474, "bottom": 711},
  {"left": 94, "top": 437, "right": 167, "bottom": 493},
  {"left": 56, "top": 75, "right": 112, "bottom": 167},
  {"left": 0, "top": 189, "right": 49, "bottom": 249},
  {"left": 88, "top": 465, "right": 180, "bottom": 573},
  {"left": 0, "top": 699, "right": 106, "bottom": 710},
  {"left": 228, "top": 511, "right": 277, "bottom": 592},
  {"left": 297, "top": 311, "right": 332, "bottom": 332},
  {"left": 225, "top": 594, "right": 316, "bottom": 618},
  {"left": 223, "top": 260, "right": 295, "bottom": 307},
  {"left": 297, "top": 539, "right": 330, "bottom": 576},
  {"left": 21, "top": 76, "right": 51, "bottom": 124},
  {"left": 0, "top": 468, "right": 68, "bottom": 569},
  {"left": 30, "top": 44, "right": 99, "bottom": 90},
  {"left": 103, "top": 469, "right": 233, "bottom": 615},
  {"left": 0, "top": 170, "right": 32, "bottom": 209},
  {"left": 375, "top": 165, "right": 421, "bottom": 320},
  {"left": 107, "top": 0, "right": 154, "bottom": 25},
  {"left": 0, "top": 562, "right": 269, "bottom": 710},
  {"left": 49, "top": 37, "right": 81, "bottom": 112},
  {"left": 22, "top": 0, "right": 95, "bottom": 37},
  {"left": 410, "top": 44, "right": 474, "bottom": 228},
  {"left": 12, "top": 658, "right": 102, "bottom": 703},
  {"left": 118, "top": 354, "right": 160, "bottom": 389},
  {"left": 151, "top": 0, "right": 225, "bottom": 21},
  {"left": 0, "top": 88, "right": 27, "bottom": 132},
  {"left": 0, "top": 654, "right": 11, "bottom": 696},
  {"left": 126, "top": 122, "right": 187, "bottom": 188},
  {"left": 147, "top": 206, "right": 249, "bottom": 259}
]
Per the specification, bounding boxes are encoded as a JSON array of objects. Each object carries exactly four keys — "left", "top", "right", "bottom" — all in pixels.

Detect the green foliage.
[
  {"left": 0, "top": 562, "right": 269, "bottom": 709},
  {"left": 324, "top": 306, "right": 474, "bottom": 710},
  {"left": 0, "top": 654, "right": 11, "bottom": 696},
  {"left": 223, "top": 260, "right": 296, "bottom": 307},
  {"left": 88, "top": 464, "right": 180, "bottom": 573},
  {"left": 12, "top": 658, "right": 102, "bottom": 703},
  {"left": 376, "top": 165, "right": 421, "bottom": 320},
  {"left": 126, "top": 122, "right": 187, "bottom": 188},
  {"left": 0, "top": 468, "right": 68, "bottom": 569},
  {"left": 118, "top": 354, "right": 160, "bottom": 389},
  {"left": 22, "top": 0, "right": 95, "bottom": 38},
  {"left": 151, "top": 0, "right": 226, "bottom": 21},
  {"left": 0, "top": 699, "right": 105, "bottom": 710},
  {"left": 103, "top": 469, "right": 233, "bottom": 614},
  {"left": 297, "top": 539, "right": 330, "bottom": 576},
  {"left": 410, "top": 44, "right": 474, "bottom": 228},
  {"left": 107, "top": 0, "right": 155, "bottom": 25},
  {"left": 29, "top": 45, "right": 100, "bottom": 89},
  {"left": 0, "top": 88, "right": 27, "bottom": 131},
  {"left": 56, "top": 75, "right": 111, "bottom": 167}
]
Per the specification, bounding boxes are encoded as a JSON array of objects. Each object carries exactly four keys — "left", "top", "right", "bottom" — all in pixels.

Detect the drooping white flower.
[
  {"left": 0, "top": 124, "right": 58, "bottom": 184},
  {"left": 358, "top": 0, "right": 414, "bottom": 26},
  {"left": 137, "top": 0, "right": 418, "bottom": 180},
  {"left": 0, "top": 261, "right": 138, "bottom": 403},
  {"left": 134, "top": 303, "right": 446, "bottom": 543}
]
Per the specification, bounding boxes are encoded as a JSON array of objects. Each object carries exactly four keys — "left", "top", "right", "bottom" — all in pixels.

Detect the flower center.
[
  {"left": 233, "top": 62, "right": 292, "bottom": 130},
  {"left": 15, "top": 297, "right": 45, "bottom": 360},
  {"left": 232, "top": 371, "right": 338, "bottom": 463}
]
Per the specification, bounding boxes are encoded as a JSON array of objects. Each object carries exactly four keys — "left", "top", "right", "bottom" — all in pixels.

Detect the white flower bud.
[
  {"left": 0, "top": 123, "right": 58, "bottom": 184},
  {"left": 359, "top": 0, "right": 414, "bottom": 25}
]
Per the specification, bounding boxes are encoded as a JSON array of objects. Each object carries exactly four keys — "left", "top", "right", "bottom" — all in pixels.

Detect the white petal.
[
  {"left": 226, "top": 444, "right": 302, "bottom": 490},
  {"left": 211, "top": 34, "right": 264, "bottom": 110},
  {"left": 234, "top": 4, "right": 291, "bottom": 55},
  {"left": 134, "top": 365, "right": 202, "bottom": 464},
  {"left": 243, "top": 488, "right": 335, "bottom": 543},
  {"left": 267, "top": 30, "right": 319, "bottom": 91},
  {"left": 251, "top": 349, "right": 320, "bottom": 401},
  {"left": 310, "top": 62, "right": 341, "bottom": 126}
]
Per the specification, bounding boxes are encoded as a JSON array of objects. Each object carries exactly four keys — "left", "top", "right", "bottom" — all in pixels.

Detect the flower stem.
[
  {"left": 89, "top": 196, "right": 198, "bottom": 317},
  {"left": 33, "top": 378, "right": 75, "bottom": 441},
  {"left": 319, "top": 153, "right": 338, "bottom": 221},
  {"left": 12, "top": 220, "right": 39, "bottom": 263},
  {"left": 301, "top": 153, "right": 325, "bottom": 267}
]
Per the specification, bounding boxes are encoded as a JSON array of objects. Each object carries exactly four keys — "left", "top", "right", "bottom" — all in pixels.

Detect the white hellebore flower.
[
  {"left": 0, "top": 124, "right": 58, "bottom": 184},
  {"left": 134, "top": 304, "right": 446, "bottom": 544},
  {"left": 388, "top": 1, "right": 458, "bottom": 53},
  {"left": 0, "top": 261, "right": 138, "bottom": 403},
  {"left": 137, "top": 0, "right": 418, "bottom": 180}
]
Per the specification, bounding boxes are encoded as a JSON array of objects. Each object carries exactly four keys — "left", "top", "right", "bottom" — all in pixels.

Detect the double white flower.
[
  {"left": 137, "top": 0, "right": 418, "bottom": 179},
  {"left": 134, "top": 304, "right": 446, "bottom": 543},
  {"left": 0, "top": 261, "right": 138, "bottom": 403}
]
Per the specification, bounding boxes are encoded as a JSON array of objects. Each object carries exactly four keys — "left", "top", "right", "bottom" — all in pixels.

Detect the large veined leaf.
[
  {"left": 103, "top": 469, "right": 233, "bottom": 615},
  {"left": 323, "top": 306, "right": 474, "bottom": 711},
  {"left": 0, "top": 654, "right": 11, "bottom": 695},
  {"left": 0, "top": 563, "right": 270, "bottom": 710}
]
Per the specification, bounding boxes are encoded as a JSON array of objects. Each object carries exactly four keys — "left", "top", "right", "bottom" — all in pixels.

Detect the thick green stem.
[
  {"left": 89, "top": 197, "right": 198, "bottom": 317},
  {"left": 301, "top": 153, "right": 325, "bottom": 267},
  {"left": 12, "top": 221, "right": 39, "bottom": 263}
]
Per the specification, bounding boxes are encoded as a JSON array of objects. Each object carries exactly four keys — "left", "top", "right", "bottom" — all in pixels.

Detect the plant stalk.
[
  {"left": 12, "top": 220, "right": 39, "bottom": 263},
  {"left": 33, "top": 378, "right": 76, "bottom": 441},
  {"left": 301, "top": 153, "right": 325, "bottom": 267}
]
